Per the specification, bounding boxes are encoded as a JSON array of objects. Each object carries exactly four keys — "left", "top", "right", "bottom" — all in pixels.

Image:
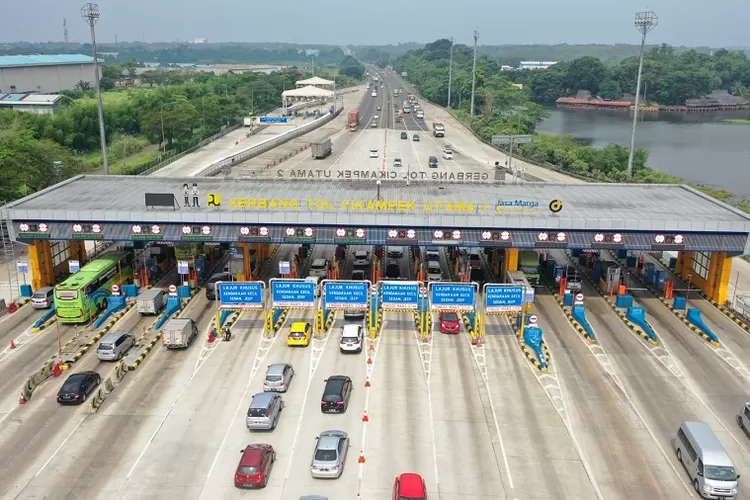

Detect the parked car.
[
  {"left": 56, "top": 371, "right": 101, "bottom": 405},
  {"left": 321, "top": 375, "right": 352, "bottom": 413},
  {"left": 235, "top": 444, "right": 276, "bottom": 488},
  {"left": 264, "top": 363, "right": 294, "bottom": 392},
  {"left": 439, "top": 312, "right": 461, "bottom": 334},
  {"left": 310, "top": 430, "right": 350, "bottom": 479},
  {"left": 96, "top": 331, "right": 135, "bottom": 361},
  {"left": 393, "top": 473, "right": 427, "bottom": 500}
]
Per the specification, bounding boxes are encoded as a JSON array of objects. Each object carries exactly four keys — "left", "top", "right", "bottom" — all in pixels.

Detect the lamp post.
[
  {"left": 159, "top": 102, "right": 173, "bottom": 154},
  {"left": 470, "top": 30, "right": 479, "bottom": 117},
  {"left": 626, "top": 11, "right": 658, "bottom": 177},
  {"left": 81, "top": 2, "right": 109, "bottom": 175},
  {"left": 447, "top": 37, "right": 454, "bottom": 108},
  {"left": 376, "top": 180, "right": 381, "bottom": 201}
]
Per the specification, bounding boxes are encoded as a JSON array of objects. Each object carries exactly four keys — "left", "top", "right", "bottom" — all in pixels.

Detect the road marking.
[
  {"left": 412, "top": 315, "right": 441, "bottom": 489},
  {"left": 34, "top": 415, "right": 87, "bottom": 477},
  {"left": 357, "top": 327, "right": 381, "bottom": 487},
  {"left": 200, "top": 324, "right": 280, "bottom": 491}
]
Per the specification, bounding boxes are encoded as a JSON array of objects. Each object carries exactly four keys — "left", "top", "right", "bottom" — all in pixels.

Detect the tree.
[
  {"left": 562, "top": 56, "right": 607, "bottom": 94},
  {"left": 140, "top": 98, "right": 198, "bottom": 146},
  {"left": 75, "top": 80, "right": 92, "bottom": 91}
]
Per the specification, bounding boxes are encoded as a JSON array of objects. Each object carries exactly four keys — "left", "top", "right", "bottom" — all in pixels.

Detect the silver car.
[
  {"left": 310, "top": 430, "right": 349, "bottom": 479},
  {"left": 96, "top": 332, "right": 135, "bottom": 361},
  {"left": 264, "top": 363, "right": 294, "bottom": 392}
]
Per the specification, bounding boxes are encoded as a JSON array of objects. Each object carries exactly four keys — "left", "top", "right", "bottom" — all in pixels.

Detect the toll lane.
[
  {"left": 534, "top": 291, "right": 680, "bottom": 499},
  {"left": 429, "top": 321, "right": 506, "bottom": 498},
  {"left": 359, "top": 312, "right": 437, "bottom": 499},
  {"left": 482, "top": 315, "right": 598, "bottom": 499},
  {"left": 0, "top": 302, "right": 39, "bottom": 346}
]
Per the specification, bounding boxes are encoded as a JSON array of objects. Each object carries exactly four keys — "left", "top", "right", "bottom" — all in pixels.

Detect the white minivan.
[{"left": 675, "top": 420, "right": 740, "bottom": 498}]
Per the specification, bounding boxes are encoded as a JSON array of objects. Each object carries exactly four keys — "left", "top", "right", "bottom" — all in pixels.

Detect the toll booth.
[
  {"left": 378, "top": 280, "right": 420, "bottom": 336},
  {"left": 429, "top": 282, "right": 479, "bottom": 340},
  {"left": 321, "top": 279, "right": 371, "bottom": 335},
  {"left": 268, "top": 278, "right": 316, "bottom": 335},
  {"left": 484, "top": 283, "right": 526, "bottom": 337}
]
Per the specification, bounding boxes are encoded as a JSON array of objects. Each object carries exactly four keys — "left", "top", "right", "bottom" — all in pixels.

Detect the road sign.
[
  {"left": 430, "top": 283, "right": 475, "bottom": 311},
  {"left": 491, "top": 134, "right": 533, "bottom": 146},
  {"left": 271, "top": 279, "right": 315, "bottom": 308},
  {"left": 574, "top": 293, "right": 585, "bottom": 305},
  {"left": 67, "top": 260, "right": 79, "bottom": 273},
  {"left": 279, "top": 261, "right": 291, "bottom": 275},
  {"left": 16, "top": 261, "right": 28, "bottom": 274},
  {"left": 380, "top": 281, "right": 419, "bottom": 310},
  {"left": 259, "top": 116, "right": 289, "bottom": 124},
  {"left": 323, "top": 281, "right": 369, "bottom": 309},
  {"left": 111, "top": 284, "right": 121, "bottom": 296},
  {"left": 177, "top": 260, "right": 189, "bottom": 275},
  {"left": 528, "top": 314, "right": 539, "bottom": 325},
  {"left": 485, "top": 285, "right": 524, "bottom": 313},
  {"left": 218, "top": 281, "right": 264, "bottom": 309},
  {"left": 168, "top": 284, "right": 178, "bottom": 296}
]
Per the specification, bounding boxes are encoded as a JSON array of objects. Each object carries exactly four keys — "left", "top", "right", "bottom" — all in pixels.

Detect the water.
[{"left": 536, "top": 107, "right": 750, "bottom": 195}]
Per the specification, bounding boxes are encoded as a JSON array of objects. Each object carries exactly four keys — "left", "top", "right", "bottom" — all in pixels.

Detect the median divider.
[
  {"left": 90, "top": 360, "right": 129, "bottom": 413},
  {"left": 509, "top": 313, "right": 549, "bottom": 373},
  {"left": 273, "top": 309, "right": 289, "bottom": 333},
  {"left": 68, "top": 300, "right": 136, "bottom": 364},
  {"left": 324, "top": 310, "right": 336, "bottom": 333},
  {"left": 21, "top": 359, "right": 55, "bottom": 403},
  {"left": 550, "top": 291, "right": 597, "bottom": 344}
]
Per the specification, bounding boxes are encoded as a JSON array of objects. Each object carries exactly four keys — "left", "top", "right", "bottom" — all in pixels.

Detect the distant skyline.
[{"left": 0, "top": 0, "right": 747, "bottom": 48}]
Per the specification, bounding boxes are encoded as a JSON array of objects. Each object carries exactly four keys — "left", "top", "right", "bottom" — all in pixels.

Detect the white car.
[
  {"left": 371, "top": 121, "right": 377, "bottom": 128},
  {"left": 387, "top": 246, "right": 404, "bottom": 258},
  {"left": 353, "top": 250, "right": 371, "bottom": 267},
  {"left": 340, "top": 324, "right": 364, "bottom": 353},
  {"left": 442, "top": 149, "right": 454, "bottom": 160},
  {"left": 369, "top": 149, "right": 379, "bottom": 158},
  {"left": 425, "top": 247, "right": 441, "bottom": 262},
  {"left": 373, "top": 115, "right": 379, "bottom": 120},
  {"left": 371, "top": 91, "right": 377, "bottom": 97},
  {"left": 427, "top": 262, "right": 443, "bottom": 282},
  {"left": 393, "top": 158, "right": 402, "bottom": 167},
  {"left": 308, "top": 258, "right": 329, "bottom": 278}
]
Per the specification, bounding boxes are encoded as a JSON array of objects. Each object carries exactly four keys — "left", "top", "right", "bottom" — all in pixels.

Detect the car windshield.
[
  {"left": 442, "top": 313, "right": 459, "bottom": 322},
  {"left": 237, "top": 466, "right": 257, "bottom": 474},
  {"left": 33, "top": 292, "right": 47, "bottom": 299},
  {"left": 314, "top": 449, "right": 338, "bottom": 461},
  {"left": 322, "top": 393, "right": 341, "bottom": 402},
  {"left": 290, "top": 332, "right": 305, "bottom": 339},
  {"left": 704, "top": 465, "right": 737, "bottom": 481},
  {"left": 61, "top": 378, "right": 82, "bottom": 392},
  {"left": 248, "top": 408, "right": 268, "bottom": 417},
  {"left": 98, "top": 343, "right": 113, "bottom": 350},
  {"left": 265, "top": 375, "right": 282, "bottom": 382}
]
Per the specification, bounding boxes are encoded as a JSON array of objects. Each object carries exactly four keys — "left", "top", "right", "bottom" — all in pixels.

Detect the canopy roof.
[
  {"left": 295, "top": 76, "right": 334, "bottom": 86},
  {"left": 282, "top": 85, "right": 334, "bottom": 98}
]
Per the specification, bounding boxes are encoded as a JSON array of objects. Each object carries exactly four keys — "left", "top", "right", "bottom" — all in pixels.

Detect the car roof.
[
  {"left": 291, "top": 322, "right": 309, "bottom": 330},
  {"left": 250, "top": 392, "right": 276, "bottom": 407},
  {"left": 266, "top": 363, "right": 289, "bottom": 375},
  {"left": 354, "top": 250, "right": 368, "bottom": 255},
  {"left": 342, "top": 324, "right": 360, "bottom": 335},
  {"left": 324, "top": 376, "right": 349, "bottom": 391},
  {"left": 398, "top": 473, "right": 425, "bottom": 494},
  {"left": 681, "top": 421, "right": 734, "bottom": 465},
  {"left": 316, "top": 433, "right": 345, "bottom": 450},
  {"left": 311, "top": 258, "right": 326, "bottom": 265},
  {"left": 67, "top": 371, "right": 96, "bottom": 380},
  {"left": 100, "top": 331, "right": 131, "bottom": 343},
  {"left": 240, "top": 444, "right": 269, "bottom": 465},
  {"left": 428, "top": 261, "right": 441, "bottom": 268}
]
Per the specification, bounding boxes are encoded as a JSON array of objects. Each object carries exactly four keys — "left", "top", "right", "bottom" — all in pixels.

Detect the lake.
[{"left": 536, "top": 107, "right": 750, "bottom": 196}]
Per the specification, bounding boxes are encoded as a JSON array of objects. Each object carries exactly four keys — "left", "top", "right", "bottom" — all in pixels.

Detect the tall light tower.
[
  {"left": 626, "top": 11, "right": 658, "bottom": 177},
  {"left": 447, "top": 37, "right": 454, "bottom": 108},
  {"left": 470, "top": 30, "right": 479, "bottom": 117},
  {"left": 81, "top": 2, "right": 109, "bottom": 175}
]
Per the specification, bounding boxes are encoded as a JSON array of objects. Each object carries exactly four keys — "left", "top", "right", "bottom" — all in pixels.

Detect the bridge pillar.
[
  {"left": 29, "top": 240, "right": 54, "bottom": 290},
  {"left": 502, "top": 248, "right": 519, "bottom": 279}
]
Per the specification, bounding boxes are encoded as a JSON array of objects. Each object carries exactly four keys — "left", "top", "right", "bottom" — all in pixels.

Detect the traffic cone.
[
  {"left": 19, "top": 393, "right": 26, "bottom": 405},
  {"left": 362, "top": 411, "right": 369, "bottom": 422},
  {"left": 364, "top": 378, "right": 371, "bottom": 387},
  {"left": 9, "top": 339, "right": 16, "bottom": 349},
  {"left": 422, "top": 336, "right": 428, "bottom": 343},
  {"left": 208, "top": 334, "right": 215, "bottom": 343},
  {"left": 367, "top": 357, "right": 372, "bottom": 365},
  {"left": 358, "top": 452, "right": 366, "bottom": 464}
]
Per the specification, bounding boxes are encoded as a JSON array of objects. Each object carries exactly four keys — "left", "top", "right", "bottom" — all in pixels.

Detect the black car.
[
  {"left": 57, "top": 371, "right": 102, "bottom": 405},
  {"left": 206, "top": 271, "right": 233, "bottom": 300},
  {"left": 413, "top": 134, "right": 420, "bottom": 142},
  {"left": 344, "top": 309, "right": 366, "bottom": 321},
  {"left": 321, "top": 375, "right": 352, "bottom": 413},
  {"left": 400, "top": 132, "right": 408, "bottom": 139},
  {"left": 385, "top": 262, "right": 401, "bottom": 279}
]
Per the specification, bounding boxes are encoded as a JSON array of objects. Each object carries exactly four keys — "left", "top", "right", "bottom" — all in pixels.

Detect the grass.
[{"left": 724, "top": 118, "right": 750, "bottom": 125}]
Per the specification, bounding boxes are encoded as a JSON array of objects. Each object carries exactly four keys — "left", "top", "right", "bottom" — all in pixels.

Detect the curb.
[
  {"left": 509, "top": 313, "right": 550, "bottom": 373},
  {"left": 549, "top": 289, "right": 596, "bottom": 344},
  {"left": 273, "top": 309, "right": 289, "bottom": 333},
  {"left": 324, "top": 310, "right": 336, "bottom": 332},
  {"left": 128, "top": 334, "right": 162, "bottom": 370},
  {"left": 30, "top": 315, "right": 58, "bottom": 334},
  {"left": 69, "top": 301, "right": 137, "bottom": 364},
  {"left": 90, "top": 360, "right": 129, "bottom": 413}
]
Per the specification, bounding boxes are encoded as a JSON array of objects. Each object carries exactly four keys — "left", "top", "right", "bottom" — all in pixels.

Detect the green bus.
[{"left": 54, "top": 252, "right": 134, "bottom": 324}]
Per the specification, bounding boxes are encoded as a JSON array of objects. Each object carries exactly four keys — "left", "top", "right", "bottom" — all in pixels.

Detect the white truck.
[
  {"left": 136, "top": 288, "right": 165, "bottom": 315},
  {"left": 433, "top": 122, "right": 445, "bottom": 137},
  {"left": 161, "top": 318, "right": 199, "bottom": 349},
  {"left": 243, "top": 117, "right": 254, "bottom": 127},
  {"left": 311, "top": 138, "right": 332, "bottom": 159}
]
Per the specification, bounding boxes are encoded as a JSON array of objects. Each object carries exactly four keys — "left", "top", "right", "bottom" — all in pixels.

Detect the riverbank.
[{"left": 725, "top": 118, "right": 750, "bottom": 124}]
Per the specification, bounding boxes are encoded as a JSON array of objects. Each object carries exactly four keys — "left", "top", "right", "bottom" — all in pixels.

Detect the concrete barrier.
[
  {"left": 90, "top": 360, "right": 129, "bottom": 412},
  {"left": 21, "top": 359, "right": 55, "bottom": 402}
]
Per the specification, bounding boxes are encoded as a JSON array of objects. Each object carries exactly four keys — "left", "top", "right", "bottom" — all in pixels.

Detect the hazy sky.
[{"left": 1, "top": 0, "right": 747, "bottom": 47}]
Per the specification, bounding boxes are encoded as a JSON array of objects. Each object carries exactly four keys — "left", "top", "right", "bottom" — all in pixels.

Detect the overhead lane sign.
[
  {"left": 380, "top": 281, "right": 419, "bottom": 310},
  {"left": 270, "top": 279, "right": 315, "bottom": 308},
  {"left": 323, "top": 281, "right": 369, "bottom": 309},
  {"left": 485, "top": 285, "right": 524, "bottom": 313},
  {"left": 429, "top": 283, "right": 475, "bottom": 311},
  {"left": 217, "top": 281, "right": 264, "bottom": 309}
]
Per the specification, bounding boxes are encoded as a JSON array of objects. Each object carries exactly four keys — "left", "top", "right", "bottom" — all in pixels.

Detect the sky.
[{"left": 1, "top": 0, "right": 747, "bottom": 48}]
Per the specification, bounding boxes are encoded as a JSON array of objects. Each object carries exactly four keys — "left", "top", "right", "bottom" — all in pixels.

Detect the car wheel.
[
  {"left": 81, "top": 391, "right": 87, "bottom": 402},
  {"left": 738, "top": 415, "right": 745, "bottom": 430},
  {"left": 676, "top": 448, "right": 682, "bottom": 463},
  {"left": 693, "top": 480, "right": 700, "bottom": 493}
]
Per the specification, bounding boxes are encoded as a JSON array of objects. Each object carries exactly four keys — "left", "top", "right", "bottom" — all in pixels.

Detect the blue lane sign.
[
  {"left": 259, "top": 116, "right": 288, "bottom": 124},
  {"left": 485, "top": 285, "right": 524, "bottom": 313},
  {"left": 380, "top": 281, "right": 419, "bottom": 310},
  {"left": 217, "top": 282, "right": 264, "bottom": 309},
  {"left": 271, "top": 279, "right": 315, "bottom": 308},
  {"left": 324, "top": 281, "right": 368, "bottom": 309},
  {"left": 430, "top": 283, "right": 475, "bottom": 311}
]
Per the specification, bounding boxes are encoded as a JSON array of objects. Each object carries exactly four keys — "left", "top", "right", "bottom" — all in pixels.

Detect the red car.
[
  {"left": 439, "top": 312, "right": 461, "bottom": 334},
  {"left": 393, "top": 472, "right": 427, "bottom": 499},
  {"left": 235, "top": 444, "right": 276, "bottom": 488}
]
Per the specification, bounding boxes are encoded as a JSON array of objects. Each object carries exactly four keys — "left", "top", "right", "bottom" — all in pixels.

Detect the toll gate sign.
[
  {"left": 429, "top": 283, "right": 475, "bottom": 311},
  {"left": 271, "top": 279, "right": 316, "bottom": 308},
  {"left": 218, "top": 282, "right": 264, "bottom": 309},
  {"left": 380, "top": 281, "right": 419, "bottom": 310},
  {"left": 323, "top": 281, "right": 369, "bottom": 309},
  {"left": 485, "top": 285, "right": 524, "bottom": 313}
]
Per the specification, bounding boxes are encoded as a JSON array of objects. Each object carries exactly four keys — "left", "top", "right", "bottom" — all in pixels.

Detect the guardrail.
[{"left": 197, "top": 106, "right": 344, "bottom": 177}]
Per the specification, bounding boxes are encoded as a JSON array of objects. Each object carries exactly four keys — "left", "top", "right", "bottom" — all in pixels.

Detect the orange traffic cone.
[
  {"left": 364, "top": 378, "right": 371, "bottom": 388},
  {"left": 367, "top": 357, "right": 372, "bottom": 365},
  {"left": 19, "top": 393, "right": 26, "bottom": 405},
  {"left": 9, "top": 339, "right": 16, "bottom": 349},
  {"left": 358, "top": 452, "right": 366, "bottom": 464},
  {"left": 362, "top": 411, "right": 369, "bottom": 422}
]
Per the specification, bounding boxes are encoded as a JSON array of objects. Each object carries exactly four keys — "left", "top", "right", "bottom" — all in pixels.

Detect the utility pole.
[
  {"left": 470, "top": 30, "right": 479, "bottom": 118},
  {"left": 627, "top": 11, "right": 658, "bottom": 177},
  {"left": 63, "top": 18, "right": 69, "bottom": 47},
  {"left": 447, "top": 37, "right": 454, "bottom": 108},
  {"left": 81, "top": 3, "right": 109, "bottom": 175}
]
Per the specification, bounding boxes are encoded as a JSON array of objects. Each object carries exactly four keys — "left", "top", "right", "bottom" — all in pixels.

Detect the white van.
[{"left": 675, "top": 420, "right": 740, "bottom": 498}]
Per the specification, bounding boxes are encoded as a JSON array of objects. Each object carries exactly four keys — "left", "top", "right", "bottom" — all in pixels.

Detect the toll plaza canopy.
[{"left": 5, "top": 175, "right": 750, "bottom": 253}]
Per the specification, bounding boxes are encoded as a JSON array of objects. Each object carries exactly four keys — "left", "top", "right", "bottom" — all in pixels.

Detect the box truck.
[
  {"left": 136, "top": 288, "right": 165, "bottom": 315},
  {"left": 162, "top": 318, "right": 199, "bottom": 349}
]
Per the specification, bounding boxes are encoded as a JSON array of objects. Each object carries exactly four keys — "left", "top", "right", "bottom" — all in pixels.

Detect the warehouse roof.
[
  {"left": 0, "top": 94, "right": 64, "bottom": 105},
  {"left": 0, "top": 54, "right": 103, "bottom": 68}
]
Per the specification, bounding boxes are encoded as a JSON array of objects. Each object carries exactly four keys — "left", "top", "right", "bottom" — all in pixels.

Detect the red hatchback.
[
  {"left": 393, "top": 472, "right": 427, "bottom": 499},
  {"left": 439, "top": 312, "right": 461, "bottom": 334},
  {"left": 235, "top": 444, "right": 276, "bottom": 488}
]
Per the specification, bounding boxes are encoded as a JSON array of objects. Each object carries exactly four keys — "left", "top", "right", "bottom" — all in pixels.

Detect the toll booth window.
[{"left": 691, "top": 252, "right": 710, "bottom": 280}]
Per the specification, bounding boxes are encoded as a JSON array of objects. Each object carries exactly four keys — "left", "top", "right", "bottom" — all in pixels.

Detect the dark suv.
[
  {"left": 205, "top": 272, "right": 233, "bottom": 300},
  {"left": 400, "top": 132, "right": 408, "bottom": 139},
  {"left": 320, "top": 375, "right": 352, "bottom": 413}
]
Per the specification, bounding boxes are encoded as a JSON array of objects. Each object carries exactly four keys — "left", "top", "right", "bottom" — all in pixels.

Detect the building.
[
  {"left": 518, "top": 61, "right": 558, "bottom": 70},
  {"left": 0, "top": 54, "right": 102, "bottom": 94},
  {"left": 0, "top": 93, "right": 64, "bottom": 115},
  {"left": 189, "top": 38, "right": 208, "bottom": 44}
]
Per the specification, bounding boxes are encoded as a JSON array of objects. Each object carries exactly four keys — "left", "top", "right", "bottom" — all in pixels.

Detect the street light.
[
  {"left": 159, "top": 102, "right": 172, "bottom": 154},
  {"left": 376, "top": 180, "right": 382, "bottom": 201},
  {"left": 81, "top": 3, "right": 109, "bottom": 175},
  {"left": 626, "top": 11, "right": 658, "bottom": 177},
  {"left": 470, "top": 30, "right": 479, "bottom": 117},
  {"left": 447, "top": 37, "right": 454, "bottom": 108}
]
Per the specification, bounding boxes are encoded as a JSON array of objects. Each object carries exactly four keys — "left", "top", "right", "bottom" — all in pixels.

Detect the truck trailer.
[
  {"left": 311, "top": 138, "right": 333, "bottom": 159},
  {"left": 519, "top": 251, "right": 541, "bottom": 284},
  {"left": 433, "top": 122, "right": 445, "bottom": 137},
  {"left": 347, "top": 109, "right": 360, "bottom": 131},
  {"left": 161, "top": 318, "right": 199, "bottom": 349},
  {"left": 136, "top": 288, "right": 165, "bottom": 315}
]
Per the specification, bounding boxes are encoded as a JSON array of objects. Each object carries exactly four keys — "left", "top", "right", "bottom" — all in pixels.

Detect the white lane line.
[
  {"left": 34, "top": 415, "right": 87, "bottom": 477},
  {"left": 201, "top": 326, "right": 280, "bottom": 488},
  {"left": 416, "top": 319, "right": 441, "bottom": 489},
  {"left": 357, "top": 332, "right": 381, "bottom": 485},
  {"left": 125, "top": 320, "right": 226, "bottom": 479}
]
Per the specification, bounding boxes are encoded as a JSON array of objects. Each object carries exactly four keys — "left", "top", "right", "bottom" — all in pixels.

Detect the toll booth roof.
[{"left": 5, "top": 175, "right": 750, "bottom": 232}]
